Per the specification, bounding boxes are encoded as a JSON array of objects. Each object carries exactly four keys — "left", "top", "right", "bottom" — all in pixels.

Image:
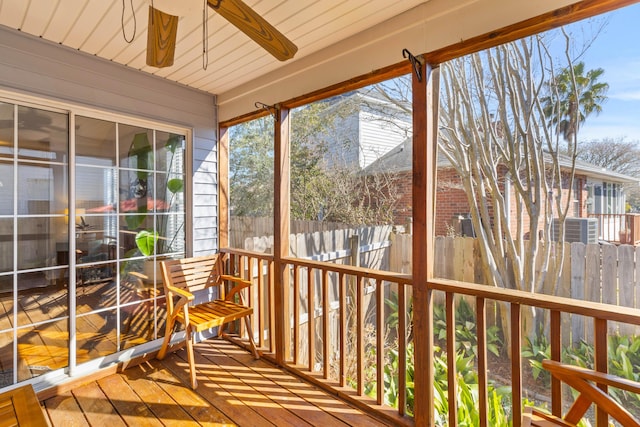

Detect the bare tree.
[
  {"left": 578, "top": 137, "right": 640, "bottom": 177},
  {"left": 438, "top": 35, "right": 578, "bottom": 294},
  {"left": 578, "top": 137, "right": 640, "bottom": 211}
]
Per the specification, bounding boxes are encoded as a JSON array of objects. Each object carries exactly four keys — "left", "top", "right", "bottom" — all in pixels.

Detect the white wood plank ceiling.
[{"left": 0, "top": 0, "right": 426, "bottom": 96}]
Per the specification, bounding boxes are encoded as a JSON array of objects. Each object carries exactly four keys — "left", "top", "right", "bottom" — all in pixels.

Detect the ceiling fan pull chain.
[
  {"left": 203, "top": 0, "right": 209, "bottom": 70},
  {"left": 121, "top": 0, "right": 136, "bottom": 44}
]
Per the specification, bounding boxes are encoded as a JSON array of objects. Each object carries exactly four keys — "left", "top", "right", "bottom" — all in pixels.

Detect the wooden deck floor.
[{"left": 41, "top": 338, "right": 389, "bottom": 427}]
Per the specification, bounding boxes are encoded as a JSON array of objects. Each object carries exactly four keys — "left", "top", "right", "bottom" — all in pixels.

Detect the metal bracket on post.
[
  {"left": 254, "top": 102, "right": 279, "bottom": 121},
  {"left": 402, "top": 48, "right": 424, "bottom": 82}
]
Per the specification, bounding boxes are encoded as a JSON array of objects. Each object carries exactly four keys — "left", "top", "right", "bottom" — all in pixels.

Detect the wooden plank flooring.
[{"left": 41, "top": 339, "right": 389, "bottom": 427}]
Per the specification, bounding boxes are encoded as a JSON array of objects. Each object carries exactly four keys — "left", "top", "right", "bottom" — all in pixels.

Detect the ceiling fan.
[{"left": 146, "top": 0, "right": 298, "bottom": 68}]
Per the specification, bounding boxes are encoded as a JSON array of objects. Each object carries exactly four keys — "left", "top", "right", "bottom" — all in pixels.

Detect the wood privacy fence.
[
  {"left": 238, "top": 225, "right": 394, "bottom": 367},
  {"left": 230, "top": 216, "right": 353, "bottom": 249},
  {"left": 238, "top": 222, "right": 640, "bottom": 346},
  {"left": 427, "top": 236, "right": 640, "bottom": 342},
  {"left": 335, "top": 232, "right": 640, "bottom": 343}
]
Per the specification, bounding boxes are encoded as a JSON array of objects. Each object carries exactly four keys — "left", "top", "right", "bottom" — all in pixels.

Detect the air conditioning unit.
[{"left": 551, "top": 217, "right": 598, "bottom": 244}]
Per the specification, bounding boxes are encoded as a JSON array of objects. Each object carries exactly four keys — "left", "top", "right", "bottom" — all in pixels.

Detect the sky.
[{"left": 571, "top": 3, "right": 640, "bottom": 142}]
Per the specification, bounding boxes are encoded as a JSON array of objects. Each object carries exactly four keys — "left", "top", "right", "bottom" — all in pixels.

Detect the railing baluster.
[
  {"left": 231, "top": 253, "right": 237, "bottom": 276},
  {"left": 257, "top": 257, "right": 265, "bottom": 349},
  {"left": 446, "top": 292, "right": 457, "bottom": 427},
  {"left": 322, "top": 268, "right": 329, "bottom": 379},
  {"left": 511, "top": 303, "right": 522, "bottom": 427},
  {"left": 293, "top": 264, "right": 300, "bottom": 365},
  {"left": 595, "top": 317, "right": 608, "bottom": 427},
  {"left": 308, "top": 266, "right": 315, "bottom": 372},
  {"left": 339, "top": 272, "right": 346, "bottom": 387},
  {"left": 398, "top": 281, "right": 407, "bottom": 416},
  {"left": 240, "top": 255, "right": 247, "bottom": 337},
  {"left": 550, "top": 310, "right": 562, "bottom": 417},
  {"left": 476, "top": 297, "right": 487, "bottom": 427},
  {"left": 268, "top": 258, "right": 275, "bottom": 353},
  {"left": 376, "top": 278, "right": 383, "bottom": 405},
  {"left": 357, "top": 275, "right": 364, "bottom": 396}
]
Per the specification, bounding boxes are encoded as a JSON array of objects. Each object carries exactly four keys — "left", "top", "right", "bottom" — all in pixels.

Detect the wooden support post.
[
  {"left": 274, "top": 106, "right": 291, "bottom": 364},
  {"left": 412, "top": 60, "right": 439, "bottom": 425}
]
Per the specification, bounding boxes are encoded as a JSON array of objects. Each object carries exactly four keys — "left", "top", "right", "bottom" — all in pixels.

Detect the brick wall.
[{"left": 388, "top": 168, "right": 589, "bottom": 237}]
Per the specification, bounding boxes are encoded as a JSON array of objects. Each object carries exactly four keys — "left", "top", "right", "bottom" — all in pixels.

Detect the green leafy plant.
[
  {"left": 131, "top": 133, "right": 184, "bottom": 257},
  {"left": 382, "top": 298, "right": 511, "bottom": 424},
  {"left": 134, "top": 229, "right": 159, "bottom": 257},
  {"left": 433, "top": 298, "right": 502, "bottom": 359},
  {"left": 522, "top": 326, "right": 552, "bottom": 384}
]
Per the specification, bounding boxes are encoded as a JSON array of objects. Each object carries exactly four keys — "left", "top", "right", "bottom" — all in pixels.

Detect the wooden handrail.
[
  {"left": 220, "top": 247, "right": 640, "bottom": 426},
  {"left": 284, "top": 256, "right": 413, "bottom": 282},
  {"left": 429, "top": 278, "right": 640, "bottom": 325}
]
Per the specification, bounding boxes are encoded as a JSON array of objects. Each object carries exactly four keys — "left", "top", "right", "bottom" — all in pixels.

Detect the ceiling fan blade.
[
  {"left": 146, "top": 6, "right": 179, "bottom": 68},
  {"left": 207, "top": 0, "right": 297, "bottom": 61}
]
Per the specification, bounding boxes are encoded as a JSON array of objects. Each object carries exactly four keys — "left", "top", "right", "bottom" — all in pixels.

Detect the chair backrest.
[{"left": 160, "top": 254, "right": 223, "bottom": 294}]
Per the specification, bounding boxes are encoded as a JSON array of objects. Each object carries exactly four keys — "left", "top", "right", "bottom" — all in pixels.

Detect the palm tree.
[{"left": 541, "top": 61, "right": 609, "bottom": 143}]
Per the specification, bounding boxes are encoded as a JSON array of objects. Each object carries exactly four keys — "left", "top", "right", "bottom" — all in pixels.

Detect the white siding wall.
[
  {"left": 323, "top": 113, "right": 360, "bottom": 168},
  {"left": 0, "top": 26, "right": 218, "bottom": 255},
  {"left": 358, "top": 110, "right": 409, "bottom": 169}
]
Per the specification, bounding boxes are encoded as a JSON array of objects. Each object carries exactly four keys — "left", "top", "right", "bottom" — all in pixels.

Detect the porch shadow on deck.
[{"left": 42, "top": 338, "right": 388, "bottom": 427}]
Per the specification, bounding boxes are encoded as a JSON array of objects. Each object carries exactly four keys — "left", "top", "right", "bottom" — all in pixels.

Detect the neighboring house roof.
[
  {"left": 364, "top": 137, "right": 640, "bottom": 185},
  {"left": 564, "top": 156, "right": 639, "bottom": 184}
]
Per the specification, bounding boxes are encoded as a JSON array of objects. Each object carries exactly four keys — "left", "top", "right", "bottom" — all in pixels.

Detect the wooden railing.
[
  {"left": 588, "top": 213, "right": 640, "bottom": 245},
  {"left": 222, "top": 249, "right": 276, "bottom": 353},
  {"left": 220, "top": 247, "right": 640, "bottom": 427}
]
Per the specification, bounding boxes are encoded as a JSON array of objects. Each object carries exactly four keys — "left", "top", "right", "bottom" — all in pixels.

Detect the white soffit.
[
  {"left": 217, "top": 0, "right": 581, "bottom": 122},
  {"left": 0, "top": 0, "right": 591, "bottom": 121}
]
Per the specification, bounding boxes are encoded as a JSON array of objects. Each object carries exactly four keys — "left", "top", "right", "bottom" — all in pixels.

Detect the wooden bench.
[
  {"left": 0, "top": 384, "right": 48, "bottom": 427},
  {"left": 523, "top": 359, "right": 640, "bottom": 426},
  {"left": 156, "top": 254, "right": 258, "bottom": 389}
]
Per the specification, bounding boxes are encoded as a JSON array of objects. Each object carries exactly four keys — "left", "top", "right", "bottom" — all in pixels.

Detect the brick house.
[{"left": 364, "top": 136, "right": 639, "bottom": 238}]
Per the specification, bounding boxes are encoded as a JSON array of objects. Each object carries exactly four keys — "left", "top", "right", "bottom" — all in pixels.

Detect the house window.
[
  {"left": 603, "top": 182, "right": 623, "bottom": 214},
  {"left": 0, "top": 100, "right": 186, "bottom": 387}
]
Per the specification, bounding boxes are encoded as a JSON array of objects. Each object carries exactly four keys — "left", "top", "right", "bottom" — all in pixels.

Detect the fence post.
[{"left": 350, "top": 234, "right": 360, "bottom": 268}]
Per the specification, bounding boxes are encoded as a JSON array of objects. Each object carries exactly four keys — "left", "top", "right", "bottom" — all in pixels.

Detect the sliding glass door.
[{"left": 0, "top": 101, "right": 186, "bottom": 388}]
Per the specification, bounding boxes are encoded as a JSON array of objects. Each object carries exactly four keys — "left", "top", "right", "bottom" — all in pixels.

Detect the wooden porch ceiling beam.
[
  {"left": 219, "top": 62, "right": 411, "bottom": 129},
  {"left": 220, "top": 0, "right": 638, "bottom": 130},
  {"left": 423, "top": 0, "right": 640, "bottom": 66}
]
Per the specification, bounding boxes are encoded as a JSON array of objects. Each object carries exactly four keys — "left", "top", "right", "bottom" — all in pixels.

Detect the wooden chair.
[
  {"left": 156, "top": 254, "right": 259, "bottom": 389},
  {"left": 523, "top": 359, "right": 640, "bottom": 427}
]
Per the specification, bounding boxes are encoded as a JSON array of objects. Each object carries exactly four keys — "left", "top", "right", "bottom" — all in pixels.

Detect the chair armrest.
[
  {"left": 164, "top": 285, "right": 195, "bottom": 316},
  {"left": 219, "top": 274, "right": 252, "bottom": 287},
  {"left": 165, "top": 284, "right": 195, "bottom": 301},
  {"left": 219, "top": 274, "right": 252, "bottom": 303},
  {"left": 543, "top": 360, "right": 640, "bottom": 394}
]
